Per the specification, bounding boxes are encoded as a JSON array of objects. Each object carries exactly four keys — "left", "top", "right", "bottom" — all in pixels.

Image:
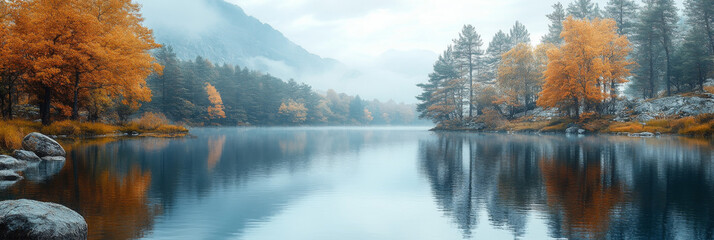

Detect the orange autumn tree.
[
  {"left": 204, "top": 82, "right": 226, "bottom": 119},
  {"left": 537, "top": 17, "right": 633, "bottom": 118},
  {"left": 496, "top": 43, "right": 543, "bottom": 117},
  {"left": 69, "top": 0, "right": 161, "bottom": 120},
  {"left": 278, "top": 99, "right": 307, "bottom": 124},
  {"left": 7, "top": 0, "right": 160, "bottom": 124}
]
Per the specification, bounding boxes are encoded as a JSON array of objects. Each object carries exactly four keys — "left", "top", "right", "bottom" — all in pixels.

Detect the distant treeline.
[{"left": 143, "top": 47, "right": 422, "bottom": 126}]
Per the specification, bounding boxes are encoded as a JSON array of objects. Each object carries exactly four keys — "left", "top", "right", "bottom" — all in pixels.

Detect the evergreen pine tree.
[{"left": 542, "top": 3, "right": 566, "bottom": 45}]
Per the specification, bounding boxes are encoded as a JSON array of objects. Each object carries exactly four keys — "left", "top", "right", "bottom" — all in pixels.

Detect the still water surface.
[{"left": 1, "top": 127, "right": 714, "bottom": 240}]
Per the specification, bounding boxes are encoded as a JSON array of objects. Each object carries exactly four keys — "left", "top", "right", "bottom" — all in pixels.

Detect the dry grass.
[
  {"left": 39, "top": 120, "right": 118, "bottom": 136},
  {"left": 606, "top": 122, "right": 668, "bottom": 133},
  {"left": 499, "top": 120, "right": 550, "bottom": 132},
  {"left": 0, "top": 119, "right": 40, "bottom": 153},
  {"left": 155, "top": 125, "right": 189, "bottom": 134},
  {"left": 0, "top": 124, "right": 24, "bottom": 152},
  {"left": 41, "top": 120, "right": 81, "bottom": 136},
  {"left": 605, "top": 113, "right": 714, "bottom": 137},
  {"left": 121, "top": 112, "right": 188, "bottom": 134},
  {"left": 704, "top": 86, "right": 714, "bottom": 94},
  {"left": 79, "top": 122, "right": 119, "bottom": 136}
]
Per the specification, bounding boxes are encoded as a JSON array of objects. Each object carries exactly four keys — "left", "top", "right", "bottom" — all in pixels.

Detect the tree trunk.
[
  {"left": 468, "top": 55, "right": 474, "bottom": 118},
  {"left": 40, "top": 86, "right": 52, "bottom": 126},
  {"left": 704, "top": 11, "right": 714, "bottom": 55},
  {"left": 648, "top": 36, "right": 655, "bottom": 99},
  {"left": 664, "top": 43, "right": 671, "bottom": 96},
  {"left": 71, "top": 71, "right": 80, "bottom": 120},
  {"left": 6, "top": 78, "right": 14, "bottom": 119}
]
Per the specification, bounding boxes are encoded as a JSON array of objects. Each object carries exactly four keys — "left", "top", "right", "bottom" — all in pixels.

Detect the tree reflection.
[
  {"left": 419, "top": 133, "right": 714, "bottom": 239},
  {"left": 6, "top": 147, "right": 159, "bottom": 240}
]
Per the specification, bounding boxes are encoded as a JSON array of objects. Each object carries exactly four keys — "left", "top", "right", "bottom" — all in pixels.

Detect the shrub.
[
  {"left": 132, "top": 112, "right": 169, "bottom": 131},
  {"left": 671, "top": 117, "right": 696, "bottom": 132},
  {"left": 476, "top": 108, "right": 505, "bottom": 129}
]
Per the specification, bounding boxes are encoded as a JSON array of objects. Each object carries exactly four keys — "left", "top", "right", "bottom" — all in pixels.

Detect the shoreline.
[
  {"left": 0, "top": 119, "right": 189, "bottom": 154},
  {"left": 429, "top": 115, "right": 714, "bottom": 139}
]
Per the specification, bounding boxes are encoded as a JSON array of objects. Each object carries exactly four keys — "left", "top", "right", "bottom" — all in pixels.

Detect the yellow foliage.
[
  {"left": 538, "top": 17, "right": 633, "bottom": 117},
  {"left": 363, "top": 109, "right": 374, "bottom": 122},
  {"left": 497, "top": 43, "right": 541, "bottom": 108},
  {"left": 205, "top": 83, "right": 226, "bottom": 119},
  {"left": 278, "top": 99, "right": 308, "bottom": 124}
]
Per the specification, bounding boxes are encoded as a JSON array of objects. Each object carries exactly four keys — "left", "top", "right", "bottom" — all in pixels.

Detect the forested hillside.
[
  {"left": 417, "top": 0, "right": 714, "bottom": 132},
  {"left": 142, "top": 47, "right": 421, "bottom": 126},
  {"left": 139, "top": 0, "right": 338, "bottom": 80}
]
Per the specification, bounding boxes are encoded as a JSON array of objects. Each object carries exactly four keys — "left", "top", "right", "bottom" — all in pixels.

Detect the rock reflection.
[
  {"left": 420, "top": 133, "right": 714, "bottom": 239},
  {"left": 22, "top": 160, "right": 65, "bottom": 182}
]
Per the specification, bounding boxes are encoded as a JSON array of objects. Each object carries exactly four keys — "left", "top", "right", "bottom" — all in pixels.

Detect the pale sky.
[
  {"left": 223, "top": 0, "right": 684, "bottom": 103},
  {"left": 230, "top": 0, "right": 683, "bottom": 62}
]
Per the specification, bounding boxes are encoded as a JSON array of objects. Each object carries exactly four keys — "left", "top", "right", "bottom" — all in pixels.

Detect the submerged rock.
[
  {"left": 12, "top": 150, "right": 41, "bottom": 162},
  {"left": 22, "top": 132, "right": 66, "bottom": 157},
  {"left": 630, "top": 132, "right": 655, "bottom": 137},
  {"left": 0, "top": 170, "right": 22, "bottom": 181},
  {"left": 565, "top": 127, "right": 581, "bottom": 134},
  {"left": 23, "top": 160, "right": 65, "bottom": 182},
  {"left": 0, "top": 199, "right": 87, "bottom": 240},
  {"left": 0, "top": 156, "right": 27, "bottom": 170},
  {"left": 40, "top": 156, "right": 66, "bottom": 162}
]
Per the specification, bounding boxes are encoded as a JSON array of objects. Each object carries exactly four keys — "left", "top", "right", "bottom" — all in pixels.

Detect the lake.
[{"left": 1, "top": 127, "right": 713, "bottom": 240}]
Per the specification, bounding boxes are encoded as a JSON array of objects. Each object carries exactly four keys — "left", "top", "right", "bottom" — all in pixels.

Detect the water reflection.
[
  {"left": 419, "top": 133, "right": 714, "bottom": 239},
  {"left": 0, "top": 128, "right": 712, "bottom": 240}
]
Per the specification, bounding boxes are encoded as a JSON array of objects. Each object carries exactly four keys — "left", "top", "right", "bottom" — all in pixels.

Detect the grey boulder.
[
  {"left": 0, "top": 199, "right": 87, "bottom": 240},
  {"left": 12, "top": 150, "right": 41, "bottom": 162},
  {"left": 22, "top": 132, "right": 66, "bottom": 157},
  {"left": 0, "top": 156, "right": 27, "bottom": 170}
]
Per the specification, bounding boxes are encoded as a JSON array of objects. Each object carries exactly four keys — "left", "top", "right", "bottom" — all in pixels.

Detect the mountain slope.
[{"left": 139, "top": 0, "right": 337, "bottom": 80}]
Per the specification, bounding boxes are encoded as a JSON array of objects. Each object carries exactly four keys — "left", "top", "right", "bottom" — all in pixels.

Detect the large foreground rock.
[
  {"left": 12, "top": 150, "right": 41, "bottom": 162},
  {"left": 0, "top": 156, "right": 27, "bottom": 170},
  {"left": 22, "top": 133, "right": 66, "bottom": 157},
  {"left": 0, "top": 199, "right": 87, "bottom": 240}
]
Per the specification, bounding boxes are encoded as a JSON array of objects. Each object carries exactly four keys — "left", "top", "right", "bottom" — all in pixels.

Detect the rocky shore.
[
  {"left": 435, "top": 93, "right": 714, "bottom": 137},
  {"left": 0, "top": 132, "right": 88, "bottom": 240}
]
